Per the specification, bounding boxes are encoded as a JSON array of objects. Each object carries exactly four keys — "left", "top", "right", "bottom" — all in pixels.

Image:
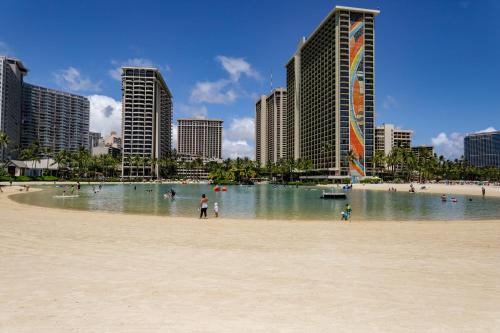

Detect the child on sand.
[{"left": 214, "top": 202, "right": 219, "bottom": 218}]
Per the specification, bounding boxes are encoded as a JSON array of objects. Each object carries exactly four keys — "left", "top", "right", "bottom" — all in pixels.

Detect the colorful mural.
[{"left": 349, "top": 14, "right": 366, "bottom": 176}]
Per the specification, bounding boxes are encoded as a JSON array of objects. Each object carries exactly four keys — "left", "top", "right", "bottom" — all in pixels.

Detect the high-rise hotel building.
[
  {"left": 1, "top": 56, "right": 89, "bottom": 159},
  {"left": 22, "top": 83, "right": 90, "bottom": 153},
  {"left": 0, "top": 57, "right": 27, "bottom": 160},
  {"left": 121, "top": 67, "right": 172, "bottom": 178},
  {"left": 255, "top": 88, "right": 287, "bottom": 165},
  {"left": 177, "top": 119, "right": 223, "bottom": 160},
  {"left": 286, "top": 6, "right": 379, "bottom": 177},
  {"left": 464, "top": 131, "right": 500, "bottom": 168}
]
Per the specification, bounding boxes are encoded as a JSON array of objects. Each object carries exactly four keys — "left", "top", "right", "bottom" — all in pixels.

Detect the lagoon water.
[{"left": 11, "top": 184, "right": 500, "bottom": 221}]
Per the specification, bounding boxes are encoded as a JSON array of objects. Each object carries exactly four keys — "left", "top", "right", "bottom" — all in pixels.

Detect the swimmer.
[{"left": 441, "top": 194, "right": 447, "bottom": 202}]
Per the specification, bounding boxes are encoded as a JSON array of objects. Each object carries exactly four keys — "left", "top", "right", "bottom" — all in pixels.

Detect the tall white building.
[
  {"left": 0, "top": 57, "right": 27, "bottom": 160},
  {"left": 22, "top": 83, "right": 89, "bottom": 153},
  {"left": 177, "top": 119, "right": 223, "bottom": 160},
  {"left": 255, "top": 88, "right": 287, "bottom": 165},
  {"left": 255, "top": 95, "right": 267, "bottom": 165},
  {"left": 121, "top": 67, "right": 172, "bottom": 178},
  {"left": 375, "top": 124, "right": 413, "bottom": 156}
]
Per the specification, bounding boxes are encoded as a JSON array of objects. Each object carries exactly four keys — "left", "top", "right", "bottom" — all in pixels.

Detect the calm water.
[{"left": 10, "top": 184, "right": 500, "bottom": 221}]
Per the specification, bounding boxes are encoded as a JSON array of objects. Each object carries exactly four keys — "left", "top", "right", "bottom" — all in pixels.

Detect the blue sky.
[{"left": 1, "top": 0, "right": 499, "bottom": 159}]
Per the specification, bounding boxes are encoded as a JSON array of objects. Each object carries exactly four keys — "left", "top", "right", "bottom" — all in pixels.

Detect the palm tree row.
[{"left": 373, "top": 146, "right": 500, "bottom": 182}]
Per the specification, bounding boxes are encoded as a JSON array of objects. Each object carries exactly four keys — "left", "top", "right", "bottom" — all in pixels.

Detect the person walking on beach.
[{"left": 199, "top": 194, "right": 209, "bottom": 219}]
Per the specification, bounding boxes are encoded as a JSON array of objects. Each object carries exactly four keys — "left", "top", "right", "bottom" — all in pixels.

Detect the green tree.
[{"left": 0, "top": 131, "right": 10, "bottom": 161}]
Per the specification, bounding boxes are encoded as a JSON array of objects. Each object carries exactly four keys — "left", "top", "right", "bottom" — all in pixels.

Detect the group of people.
[{"left": 199, "top": 194, "right": 219, "bottom": 219}]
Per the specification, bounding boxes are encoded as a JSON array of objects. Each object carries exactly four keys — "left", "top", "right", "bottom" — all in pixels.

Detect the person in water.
[
  {"left": 199, "top": 194, "right": 209, "bottom": 219},
  {"left": 482, "top": 186, "right": 486, "bottom": 197},
  {"left": 170, "top": 188, "right": 176, "bottom": 199}
]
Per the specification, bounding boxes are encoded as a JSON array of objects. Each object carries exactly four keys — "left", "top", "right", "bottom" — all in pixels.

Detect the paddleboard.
[{"left": 53, "top": 195, "right": 79, "bottom": 198}]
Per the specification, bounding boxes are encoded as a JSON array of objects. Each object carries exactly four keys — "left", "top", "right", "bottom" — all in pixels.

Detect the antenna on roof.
[{"left": 270, "top": 70, "right": 273, "bottom": 91}]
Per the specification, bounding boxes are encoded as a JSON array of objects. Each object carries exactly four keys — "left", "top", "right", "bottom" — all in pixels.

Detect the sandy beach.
[
  {"left": 349, "top": 182, "right": 500, "bottom": 197},
  {"left": 1, "top": 186, "right": 500, "bottom": 332}
]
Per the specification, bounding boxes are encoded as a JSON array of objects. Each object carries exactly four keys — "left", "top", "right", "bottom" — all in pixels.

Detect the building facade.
[
  {"left": 375, "top": 124, "right": 413, "bottom": 156},
  {"left": 89, "top": 131, "right": 102, "bottom": 149},
  {"left": 0, "top": 56, "right": 27, "bottom": 160},
  {"left": 104, "top": 131, "right": 121, "bottom": 149},
  {"left": 121, "top": 67, "right": 172, "bottom": 178},
  {"left": 255, "top": 95, "right": 267, "bottom": 165},
  {"left": 22, "top": 83, "right": 90, "bottom": 153},
  {"left": 286, "top": 6, "right": 379, "bottom": 177},
  {"left": 464, "top": 131, "right": 500, "bottom": 168},
  {"left": 177, "top": 119, "right": 223, "bottom": 160},
  {"left": 411, "top": 145, "right": 434, "bottom": 159},
  {"left": 255, "top": 88, "right": 287, "bottom": 165}
]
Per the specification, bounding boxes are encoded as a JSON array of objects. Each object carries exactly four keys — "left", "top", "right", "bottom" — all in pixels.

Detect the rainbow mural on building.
[{"left": 349, "top": 14, "right": 366, "bottom": 177}]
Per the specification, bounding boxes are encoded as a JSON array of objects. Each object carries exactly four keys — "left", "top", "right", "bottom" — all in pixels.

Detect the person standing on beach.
[
  {"left": 482, "top": 186, "right": 486, "bottom": 197},
  {"left": 199, "top": 194, "right": 209, "bottom": 219},
  {"left": 214, "top": 202, "right": 219, "bottom": 218}
]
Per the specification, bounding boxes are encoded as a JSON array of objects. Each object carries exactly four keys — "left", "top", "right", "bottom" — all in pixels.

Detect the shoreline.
[
  {"left": 3, "top": 180, "right": 500, "bottom": 196},
  {"left": 4, "top": 185, "right": 500, "bottom": 222}
]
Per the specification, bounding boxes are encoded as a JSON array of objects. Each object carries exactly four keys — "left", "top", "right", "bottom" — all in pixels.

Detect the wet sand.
[{"left": 1, "top": 186, "right": 499, "bottom": 332}]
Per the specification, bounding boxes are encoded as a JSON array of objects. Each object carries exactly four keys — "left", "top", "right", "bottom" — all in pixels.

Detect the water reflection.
[{"left": 10, "top": 184, "right": 500, "bottom": 221}]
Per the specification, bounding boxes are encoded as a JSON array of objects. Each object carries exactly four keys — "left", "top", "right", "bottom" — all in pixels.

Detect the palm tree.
[
  {"left": 74, "top": 146, "right": 90, "bottom": 179},
  {"left": 42, "top": 147, "right": 53, "bottom": 176},
  {"left": 0, "top": 131, "right": 10, "bottom": 162},
  {"left": 131, "top": 155, "right": 143, "bottom": 179},
  {"left": 372, "top": 151, "right": 386, "bottom": 178}
]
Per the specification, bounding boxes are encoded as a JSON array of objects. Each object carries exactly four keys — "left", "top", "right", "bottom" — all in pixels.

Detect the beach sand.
[
  {"left": 1, "top": 186, "right": 500, "bottom": 332},
  {"left": 351, "top": 183, "right": 500, "bottom": 197}
]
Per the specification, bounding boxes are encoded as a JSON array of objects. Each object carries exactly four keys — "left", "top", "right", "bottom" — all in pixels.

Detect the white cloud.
[
  {"left": 190, "top": 79, "right": 238, "bottom": 104},
  {"left": 189, "top": 55, "right": 259, "bottom": 105},
  {"left": 216, "top": 55, "right": 260, "bottom": 81},
  {"left": 431, "top": 127, "right": 499, "bottom": 159},
  {"left": 53, "top": 67, "right": 101, "bottom": 92},
  {"left": 225, "top": 117, "right": 255, "bottom": 142},
  {"left": 222, "top": 140, "right": 254, "bottom": 159},
  {"left": 382, "top": 95, "right": 398, "bottom": 110},
  {"left": 177, "top": 104, "right": 208, "bottom": 119},
  {"left": 87, "top": 95, "right": 121, "bottom": 136},
  {"left": 222, "top": 117, "right": 255, "bottom": 159},
  {"left": 476, "top": 127, "right": 496, "bottom": 133},
  {"left": 108, "top": 58, "right": 167, "bottom": 81},
  {"left": 431, "top": 132, "right": 465, "bottom": 159}
]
